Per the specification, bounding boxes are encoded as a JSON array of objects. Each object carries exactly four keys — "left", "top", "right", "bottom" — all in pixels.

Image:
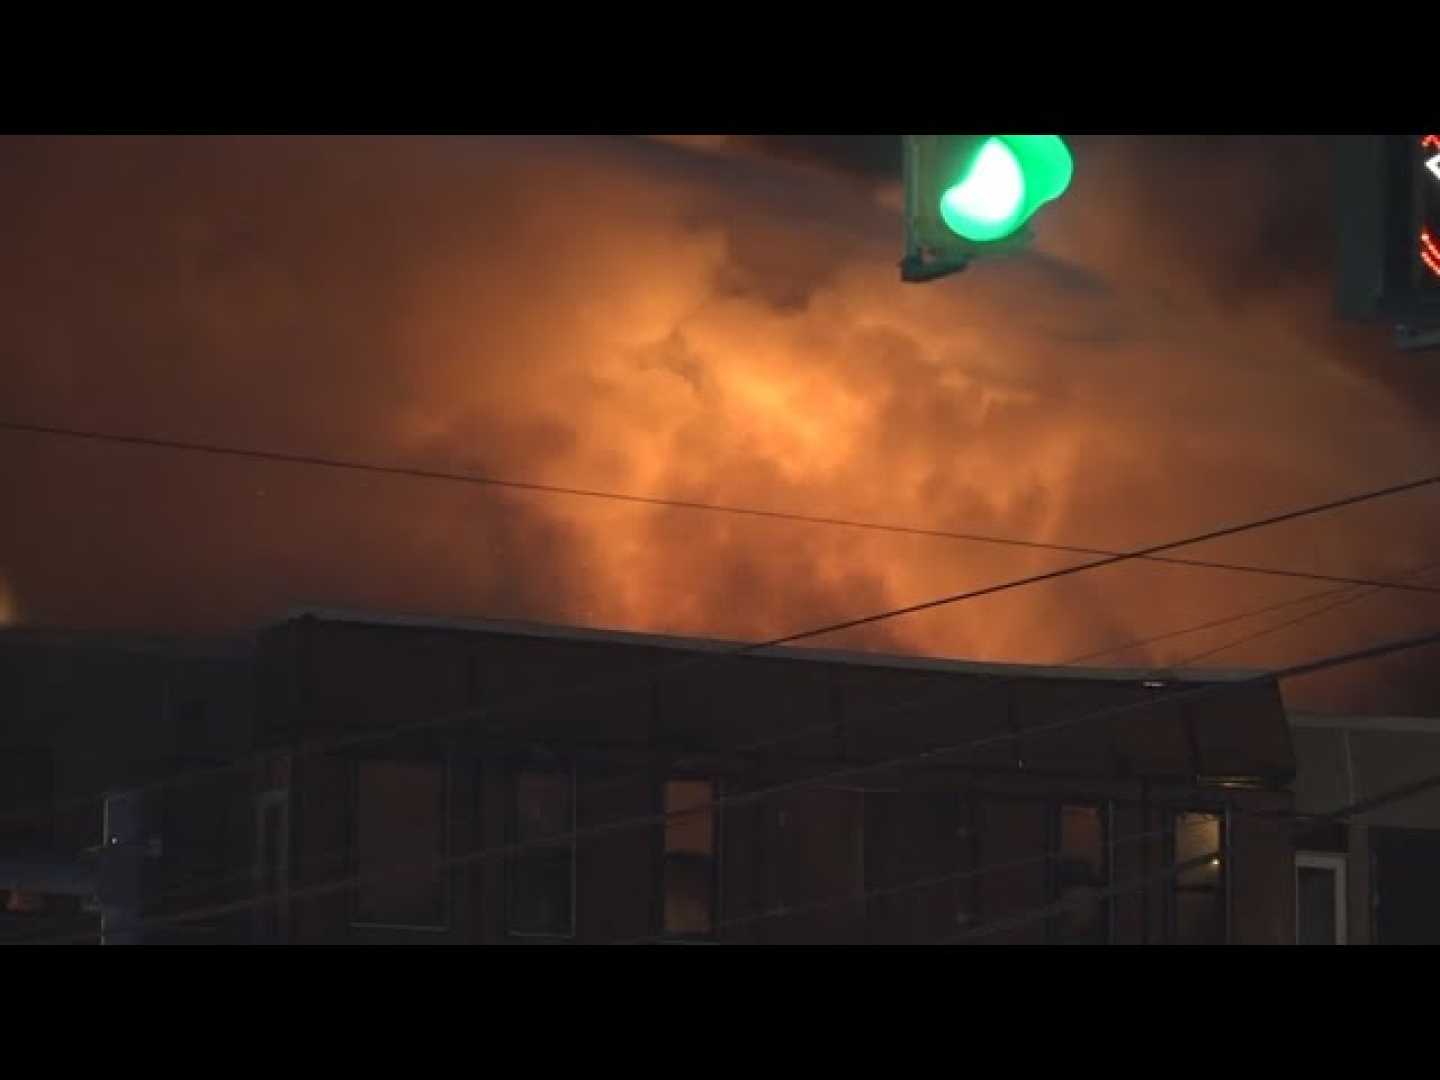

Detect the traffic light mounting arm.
[
  {"left": 901, "top": 253, "right": 972, "bottom": 282},
  {"left": 900, "top": 135, "right": 972, "bottom": 283}
]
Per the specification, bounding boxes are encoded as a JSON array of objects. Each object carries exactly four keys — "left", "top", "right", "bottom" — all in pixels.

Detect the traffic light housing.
[
  {"left": 1334, "top": 134, "right": 1440, "bottom": 348},
  {"left": 901, "top": 134, "right": 1074, "bottom": 283}
]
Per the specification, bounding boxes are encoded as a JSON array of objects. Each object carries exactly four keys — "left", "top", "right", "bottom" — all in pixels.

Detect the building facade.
[
  {"left": 1290, "top": 711, "right": 1440, "bottom": 945},
  {"left": 254, "top": 611, "right": 1299, "bottom": 945}
]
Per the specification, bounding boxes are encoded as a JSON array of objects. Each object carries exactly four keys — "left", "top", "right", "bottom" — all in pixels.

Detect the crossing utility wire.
[
  {"left": 1059, "top": 560, "right": 1440, "bottom": 666},
  {"left": 943, "top": 849, "right": 1221, "bottom": 944},
  {"left": 4, "top": 416, "right": 1440, "bottom": 598},
  {"left": 615, "top": 819, "right": 1200, "bottom": 945},
  {"left": 1176, "top": 563, "right": 1440, "bottom": 667},
  {"left": 7, "top": 416, "right": 1440, "bottom": 937},
  {"left": 5, "top": 450, "right": 1440, "bottom": 855}
]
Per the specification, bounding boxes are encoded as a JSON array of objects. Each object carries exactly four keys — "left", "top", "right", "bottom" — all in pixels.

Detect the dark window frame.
[
  {"left": 347, "top": 754, "right": 452, "bottom": 933},
  {"left": 956, "top": 790, "right": 983, "bottom": 935},
  {"left": 1048, "top": 800, "right": 1111, "bottom": 945},
  {"left": 967, "top": 790, "right": 1054, "bottom": 944},
  {"left": 1165, "top": 807, "right": 1227, "bottom": 945},
  {"left": 253, "top": 787, "right": 291, "bottom": 943},
  {"left": 1295, "top": 850, "right": 1348, "bottom": 945},
  {"left": 506, "top": 764, "right": 577, "bottom": 940},
  {"left": 655, "top": 775, "right": 722, "bottom": 943}
]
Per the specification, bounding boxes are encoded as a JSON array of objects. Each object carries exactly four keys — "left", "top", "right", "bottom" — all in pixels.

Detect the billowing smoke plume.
[{"left": 3, "top": 135, "right": 1440, "bottom": 712}]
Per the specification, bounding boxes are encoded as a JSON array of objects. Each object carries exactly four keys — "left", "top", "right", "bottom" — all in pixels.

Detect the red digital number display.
[{"left": 1420, "top": 135, "right": 1440, "bottom": 287}]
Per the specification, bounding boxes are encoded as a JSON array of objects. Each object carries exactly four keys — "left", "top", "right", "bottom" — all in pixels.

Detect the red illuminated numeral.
[{"left": 1422, "top": 228, "right": 1440, "bottom": 280}]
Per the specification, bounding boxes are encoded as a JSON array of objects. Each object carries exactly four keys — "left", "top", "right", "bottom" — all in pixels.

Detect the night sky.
[{"left": 4, "top": 134, "right": 1440, "bottom": 713}]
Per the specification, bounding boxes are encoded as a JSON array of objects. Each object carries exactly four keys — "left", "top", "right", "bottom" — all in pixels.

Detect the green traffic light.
[{"left": 938, "top": 135, "right": 1073, "bottom": 244}]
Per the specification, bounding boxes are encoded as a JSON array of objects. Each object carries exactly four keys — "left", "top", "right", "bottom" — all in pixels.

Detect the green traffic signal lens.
[
  {"left": 939, "top": 138, "right": 1026, "bottom": 242},
  {"left": 938, "top": 135, "right": 1073, "bottom": 244}
]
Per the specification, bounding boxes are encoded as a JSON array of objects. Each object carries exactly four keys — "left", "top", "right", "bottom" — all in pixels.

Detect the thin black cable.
[
  {"left": 616, "top": 819, "right": 1202, "bottom": 945},
  {"left": 6, "top": 429, "right": 1440, "bottom": 916},
  {"left": 5, "top": 466, "right": 1439, "bottom": 860},
  {"left": 1066, "top": 582, "right": 1362, "bottom": 664},
  {"left": 2, "top": 416, "right": 1437, "bottom": 835},
  {"left": 1177, "top": 563, "right": 1440, "bottom": 666},
  {"left": 4, "top": 416, "right": 1440, "bottom": 597},
  {"left": 634, "top": 553, "right": 1440, "bottom": 824},
  {"left": 12, "top": 815, "right": 1206, "bottom": 947},
  {"left": 754, "top": 475, "right": 1440, "bottom": 650},
  {"left": 8, "top": 429, "right": 1440, "bottom": 937},
  {"left": 1181, "top": 589, "right": 1395, "bottom": 666},
  {"left": 254, "top": 461, "right": 1440, "bottom": 796},
  {"left": 1303, "top": 771, "right": 1440, "bottom": 824},
  {"left": 943, "top": 849, "right": 1220, "bottom": 944}
]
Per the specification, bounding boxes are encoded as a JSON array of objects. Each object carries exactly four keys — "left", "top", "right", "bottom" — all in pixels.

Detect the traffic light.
[
  {"left": 1334, "top": 134, "right": 1440, "bottom": 348},
  {"left": 1418, "top": 135, "right": 1440, "bottom": 294},
  {"left": 901, "top": 134, "right": 1074, "bottom": 283}
]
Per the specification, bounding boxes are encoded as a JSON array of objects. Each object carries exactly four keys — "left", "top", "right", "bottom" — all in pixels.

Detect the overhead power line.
[
  {"left": 616, "top": 819, "right": 1194, "bottom": 945},
  {"left": 757, "top": 473, "right": 1440, "bottom": 650},
  {"left": 4, "top": 448, "right": 1440, "bottom": 851},
  {"left": 1069, "top": 581, "right": 1370, "bottom": 664},
  {"left": 944, "top": 849, "right": 1221, "bottom": 944},
  {"left": 1177, "top": 563, "right": 1440, "bottom": 666},
  {"left": 4, "top": 416, "right": 1440, "bottom": 597}
]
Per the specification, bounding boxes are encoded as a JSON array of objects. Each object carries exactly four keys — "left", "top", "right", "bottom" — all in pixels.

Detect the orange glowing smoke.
[{"left": 3, "top": 135, "right": 1440, "bottom": 713}]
